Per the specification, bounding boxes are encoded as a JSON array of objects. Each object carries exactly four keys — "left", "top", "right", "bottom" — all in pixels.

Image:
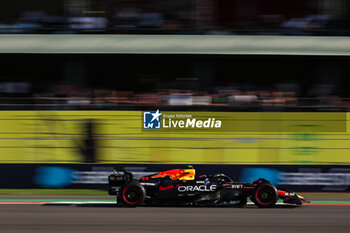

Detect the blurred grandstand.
[
  {"left": 1, "top": 0, "right": 350, "bottom": 36},
  {"left": 0, "top": 1, "right": 350, "bottom": 111},
  {"left": 0, "top": 1, "right": 349, "bottom": 113},
  {"left": 0, "top": 52, "right": 348, "bottom": 111}
]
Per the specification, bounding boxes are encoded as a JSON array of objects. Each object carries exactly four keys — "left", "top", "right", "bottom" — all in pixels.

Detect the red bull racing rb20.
[{"left": 108, "top": 166, "right": 309, "bottom": 207}]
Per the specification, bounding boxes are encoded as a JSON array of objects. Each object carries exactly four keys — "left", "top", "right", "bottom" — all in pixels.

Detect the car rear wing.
[{"left": 108, "top": 169, "right": 133, "bottom": 195}]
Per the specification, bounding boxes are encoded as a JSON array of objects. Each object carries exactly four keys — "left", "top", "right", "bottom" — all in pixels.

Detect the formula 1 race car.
[{"left": 108, "top": 166, "right": 309, "bottom": 208}]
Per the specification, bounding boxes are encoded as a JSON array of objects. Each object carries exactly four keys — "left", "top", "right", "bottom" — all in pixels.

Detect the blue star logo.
[{"left": 143, "top": 110, "right": 161, "bottom": 129}]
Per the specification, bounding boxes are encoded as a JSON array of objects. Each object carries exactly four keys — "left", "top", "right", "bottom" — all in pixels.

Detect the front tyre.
[
  {"left": 251, "top": 184, "right": 278, "bottom": 208},
  {"left": 119, "top": 182, "right": 146, "bottom": 207}
]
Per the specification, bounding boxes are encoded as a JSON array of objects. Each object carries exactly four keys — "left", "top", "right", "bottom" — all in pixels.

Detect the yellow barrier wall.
[{"left": 0, "top": 111, "right": 348, "bottom": 164}]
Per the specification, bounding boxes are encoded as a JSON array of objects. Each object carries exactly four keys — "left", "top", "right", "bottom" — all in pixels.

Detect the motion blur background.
[
  {"left": 0, "top": 0, "right": 350, "bottom": 193},
  {"left": 1, "top": 0, "right": 350, "bottom": 35}
]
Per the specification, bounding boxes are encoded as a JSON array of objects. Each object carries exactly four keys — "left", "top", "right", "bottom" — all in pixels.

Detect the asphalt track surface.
[{"left": 0, "top": 195, "right": 349, "bottom": 233}]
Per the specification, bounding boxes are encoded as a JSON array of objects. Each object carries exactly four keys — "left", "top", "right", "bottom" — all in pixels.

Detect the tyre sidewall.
[
  {"left": 119, "top": 181, "right": 146, "bottom": 206},
  {"left": 252, "top": 184, "right": 278, "bottom": 208}
]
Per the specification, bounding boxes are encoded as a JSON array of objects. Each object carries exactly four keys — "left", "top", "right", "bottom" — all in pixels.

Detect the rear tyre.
[
  {"left": 251, "top": 184, "right": 278, "bottom": 208},
  {"left": 119, "top": 181, "right": 146, "bottom": 207}
]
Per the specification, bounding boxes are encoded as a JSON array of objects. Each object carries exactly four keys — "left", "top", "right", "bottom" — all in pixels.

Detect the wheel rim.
[
  {"left": 123, "top": 185, "right": 142, "bottom": 204},
  {"left": 255, "top": 186, "right": 276, "bottom": 205}
]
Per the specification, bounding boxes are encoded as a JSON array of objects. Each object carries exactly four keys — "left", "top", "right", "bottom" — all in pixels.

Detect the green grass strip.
[{"left": 309, "top": 200, "right": 350, "bottom": 204}]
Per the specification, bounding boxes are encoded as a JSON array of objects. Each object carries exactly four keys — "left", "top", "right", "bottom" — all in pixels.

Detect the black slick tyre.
[
  {"left": 119, "top": 181, "right": 146, "bottom": 207},
  {"left": 251, "top": 184, "right": 278, "bottom": 208}
]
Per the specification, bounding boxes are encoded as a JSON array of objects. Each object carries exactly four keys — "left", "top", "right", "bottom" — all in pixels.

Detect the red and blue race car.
[{"left": 108, "top": 166, "right": 309, "bottom": 207}]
